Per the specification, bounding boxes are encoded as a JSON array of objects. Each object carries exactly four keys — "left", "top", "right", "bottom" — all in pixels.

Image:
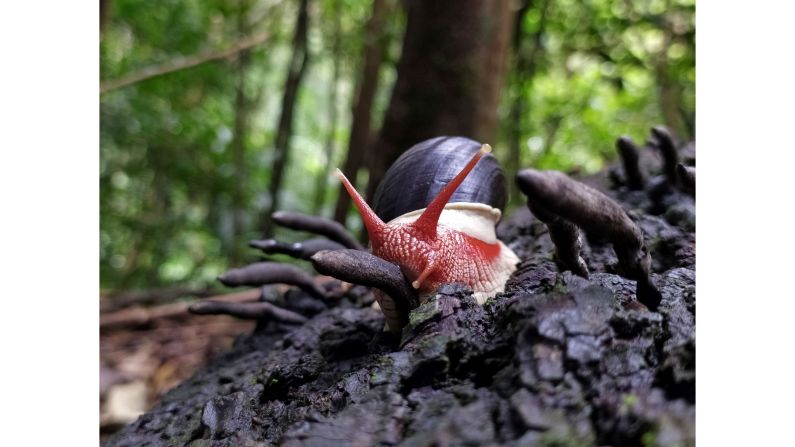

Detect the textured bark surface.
[{"left": 105, "top": 156, "right": 695, "bottom": 446}]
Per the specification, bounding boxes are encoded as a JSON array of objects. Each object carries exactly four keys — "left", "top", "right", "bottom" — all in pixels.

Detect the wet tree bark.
[
  {"left": 260, "top": 0, "right": 310, "bottom": 236},
  {"left": 332, "top": 0, "right": 391, "bottom": 226},
  {"left": 364, "top": 0, "right": 515, "bottom": 204},
  {"left": 105, "top": 149, "right": 696, "bottom": 446}
]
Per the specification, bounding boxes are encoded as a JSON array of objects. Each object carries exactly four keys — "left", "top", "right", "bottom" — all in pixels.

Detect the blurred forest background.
[{"left": 100, "top": 0, "right": 695, "bottom": 297}]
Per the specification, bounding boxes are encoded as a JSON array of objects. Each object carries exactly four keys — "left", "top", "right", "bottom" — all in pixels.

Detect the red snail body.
[{"left": 336, "top": 137, "right": 519, "bottom": 330}]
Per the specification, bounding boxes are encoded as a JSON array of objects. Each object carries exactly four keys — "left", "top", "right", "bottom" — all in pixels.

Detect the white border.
[
  {"left": 698, "top": 1, "right": 795, "bottom": 445},
  {"left": 2, "top": 1, "right": 794, "bottom": 445},
  {"left": 0, "top": 1, "right": 98, "bottom": 444}
]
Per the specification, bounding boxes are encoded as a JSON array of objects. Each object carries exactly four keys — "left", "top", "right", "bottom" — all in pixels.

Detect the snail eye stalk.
[
  {"left": 410, "top": 144, "right": 491, "bottom": 238},
  {"left": 335, "top": 169, "right": 386, "bottom": 243}
]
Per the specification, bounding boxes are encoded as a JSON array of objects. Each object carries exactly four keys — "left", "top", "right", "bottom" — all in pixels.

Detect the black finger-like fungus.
[
  {"left": 527, "top": 202, "right": 589, "bottom": 279},
  {"left": 272, "top": 211, "right": 364, "bottom": 250},
  {"left": 677, "top": 164, "right": 695, "bottom": 196},
  {"left": 249, "top": 237, "right": 347, "bottom": 260},
  {"left": 311, "top": 249, "right": 419, "bottom": 330},
  {"left": 650, "top": 126, "right": 679, "bottom": 185},
  {"left": 218, "top": 262, "right": 328, "bottom": 300},
  {"left": 616, "top": 136, "right": 646, "bottom": 190},
  {"left": 517, "top": 169, "right": 662, "bottom": 309},
  {"left": 189, "top": 300, "right": 308, "bottom": 324}
]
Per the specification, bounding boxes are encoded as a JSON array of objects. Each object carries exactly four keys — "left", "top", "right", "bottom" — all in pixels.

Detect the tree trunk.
[
  {"left": 100, "top": 0, "right": 111, "bottom": 33},
  {"left": 312, "top": 0, "right": 342, "bottom": 216},
  {"left": 230, "top": 0, "right": 253, "bottom": 264},
  {"left": 260, "top": 0, "right": 310, "bottom": 236},
  {"left": 364, "top": 0, "right": 514, "bottom": 204},
  {"left": 332, "top": 0, "right": 391, "bottom": 226},
  {"left": 655, "top": 56, "right": 686, "bottom": 139},
  {"left": 506, "top": 0, "right": 550, "bottom": 207}
]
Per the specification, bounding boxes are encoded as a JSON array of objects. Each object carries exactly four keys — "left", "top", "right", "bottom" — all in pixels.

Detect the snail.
[
  {"left": 335, "top": 136, "right": 520, "bottom": 330},
  {"left": 203, "top": 130, "right": 668, "bottom": 334}
]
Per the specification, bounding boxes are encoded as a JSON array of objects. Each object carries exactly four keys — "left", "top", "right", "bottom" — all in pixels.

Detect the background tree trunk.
[
  {"left": 230, "top": 0, "right": 253, "bottom": 264},
  {"left": 506, "top": 0, "right": 549, "bottom": 207},
  {"left": 332, "top": 0, "right": 391, "bottom": 226},
  {"left": 364, "top": 0, "right": 515, "bottom": 204},
  {"left": 260, "top": 0, "right": 310, "bottom": 236},
  {"left": 312, "top": 0, "right": 342, "bottom": 216},
  {"left": 100, "top": 0, "right": 111, "bottom": 33}
]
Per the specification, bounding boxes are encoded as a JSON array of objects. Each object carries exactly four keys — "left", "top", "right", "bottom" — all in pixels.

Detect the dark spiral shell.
[{"left": 372, "top": 136, "right": 507, "bottom": 223}]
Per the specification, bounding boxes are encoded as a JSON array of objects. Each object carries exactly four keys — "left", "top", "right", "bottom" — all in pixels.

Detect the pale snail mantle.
[{"left": 384, "top": 202, "right": 519, "bottom": 305}]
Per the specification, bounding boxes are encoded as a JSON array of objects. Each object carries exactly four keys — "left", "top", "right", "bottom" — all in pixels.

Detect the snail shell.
[{"left": 373, "top": 136, "right": 507, "bottom": 223}]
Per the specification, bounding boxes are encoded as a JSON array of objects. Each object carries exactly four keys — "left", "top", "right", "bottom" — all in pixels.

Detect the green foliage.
[
  {"left": 100, "top": 0, "right": 387, "bottom": 291},
  {"left": 101, "top": 0, "right": 693, "bottom": 293},
  {"left": 502, "top": 0, "right": 695, "bottom": 181}
]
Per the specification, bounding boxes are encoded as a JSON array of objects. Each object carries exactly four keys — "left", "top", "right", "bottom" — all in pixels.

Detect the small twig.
[
  {"left": 272, "top": 211, "right": 364, "bottom": 250},
  {"left": 528, "top": 203, "right": 589, "bottom": 278},
  {"left": 311, "top": 249, "right": 419, "bottom": 332},
  {"left": 100, "top": 31, "right": 270, "bottom": 94},
  {"left": 218, "top": 262, "right": 327, "bottom": 300},
  {"left": 650, "top": 126, "right": 679, "bottom": 185},
  {"left": 189, "top": 300, "right": 307, "bottom": 324},
  {"left": 517, "top": 169, "right": 662, "bottom": 309},
  {"left": 616, "top": 136, "right": 646, "bottom": 190},
  {"left": 249, "top": 237, "right": 345, "bottom": 260},
  {"left": 677, "top": 164, "right": 695, "bottom": 196},
  {"left": 100, "top": 288, "right": 261, "bottom": 330},
  {"left": 100, "top": 287, "right": 216, "bottom": 313}
]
